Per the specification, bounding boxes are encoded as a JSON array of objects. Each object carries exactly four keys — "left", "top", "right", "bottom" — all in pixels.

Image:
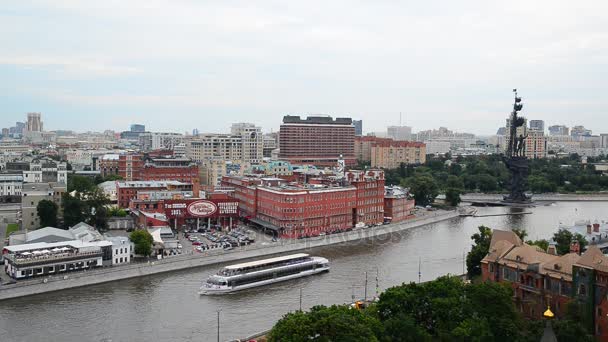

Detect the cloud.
[
  {"left": 1, "top": 0, "right": 608, "bottom": 134},
  {"left": 0, "top": 56, "right": 141, "bottom": 77}
]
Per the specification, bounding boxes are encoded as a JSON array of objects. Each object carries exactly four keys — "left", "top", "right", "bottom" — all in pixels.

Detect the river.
[{"left": 1, "top": 201, "right": 607, "bottom": 342}]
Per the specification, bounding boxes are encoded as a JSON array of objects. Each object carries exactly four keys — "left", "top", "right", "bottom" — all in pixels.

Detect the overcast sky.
[{"left": 1, "top": 1, "right": 607, "bottom": 135}]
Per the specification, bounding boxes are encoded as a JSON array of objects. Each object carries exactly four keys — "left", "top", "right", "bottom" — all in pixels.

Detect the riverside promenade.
[
  {"left": 0, "top": 210, "right": 459, "bottom": 301},
  {"left": 461, "top": 193, "right": 608, "bottom": 202}
]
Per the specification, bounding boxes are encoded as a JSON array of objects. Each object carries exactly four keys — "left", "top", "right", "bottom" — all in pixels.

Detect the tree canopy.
[
  {"left": 37, "top": 199, "right": 58, "bottom": 228},
  {"left": 268, "top": 276, "right": 592, "bottom": 341},
  {"left": 553, "top": 228, "right": 587, "bottom": 255},
  {"left": 130, "top": 230, "right": 153, "bottom": 256},
  {"left": 383, "top": 154, "right": 608, "bottom": 195},
  {"left": 406, "top": 174, "right": 439, "bottom": 207},
  {"left": 466, "top": 225, "right": 493, "bottom": 277}
]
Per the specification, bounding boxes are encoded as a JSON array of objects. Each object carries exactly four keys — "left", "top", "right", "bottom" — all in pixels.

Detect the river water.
[{"left": 1, "top": 202, "right": 607, "bottom": 342}]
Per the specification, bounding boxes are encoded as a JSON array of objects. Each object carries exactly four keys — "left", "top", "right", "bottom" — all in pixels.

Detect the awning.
[{"left": 249, "top": 218, "right": 281, "bottom": 232}]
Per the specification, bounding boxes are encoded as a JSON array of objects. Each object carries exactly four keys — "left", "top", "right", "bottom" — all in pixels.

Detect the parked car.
[
  {"left": 192, "top": 241, "right": 201, "bottom": 246},
  {"left": 177, "top": 244, "right": 183, "bottom": 249}
]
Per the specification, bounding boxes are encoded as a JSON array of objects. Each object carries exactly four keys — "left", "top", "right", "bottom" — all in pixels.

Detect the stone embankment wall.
[
  {"left": 0, "top": 211, "right": 459, "bottom": 301},
  {"left": 461, "top": 193, "right": 608, "bottom": 202}
]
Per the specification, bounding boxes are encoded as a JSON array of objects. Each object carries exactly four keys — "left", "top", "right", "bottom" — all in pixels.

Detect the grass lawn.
[{"left": 5, "top": 223, "right": 19, "bottom": 238}]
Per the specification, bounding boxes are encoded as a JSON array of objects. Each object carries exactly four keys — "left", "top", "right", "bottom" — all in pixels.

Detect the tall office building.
[
  {"left": 231, "top": 123, "right": 264, "bottom": 164},
  {"left": 353, "top": 120, "right": 363, "bottom": 136},
  {"left": 571, "top": 125, "right": 592, "bottom": 137},
  {"left": 26, "top": 113, "right": 43, "bottom": 132},
  {"left": 279, "top": 115, "right": 356, "bottom": 166},
  {"left": 387, "top": 126, "right": 412, "bottom": 141},
  {"left": 600, "top": 134, "right": 608, "bottom": 148},
  {"left": 130, "top": 124, "right": 145, "bottom": 133},
  {"left": 548, "top": 125, "right": 569, "bottom": 136},
  {"left": 529, "top": 120, "right": 544, "bottom": 132}
]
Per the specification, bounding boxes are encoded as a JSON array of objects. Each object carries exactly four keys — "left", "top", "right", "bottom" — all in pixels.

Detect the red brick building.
[
  {"left": 116, "top": 181, "right": 192, "bottom": 208},
  {"left": 99, "top": 154, "right": 119, "bottom": 178},
  {"left": 384, "top": 186, "right": 415, "bottom": 223},
  {"left": 140, "top": 157, "right": 200, "bottom": 193},
  {"left": 279, "top": 115, "right": 356, "bottom": 167},
  {"left": 221, "top": 170, "right": 385, "bottom": 238},
  {"left": 118, "top": 154, "right": 144, "bottom": 181},
  {"left": 346, "top": 170, "right": 385, "bottom": 226},
  {"left": 481, "top": 230, "right": 579, "bottom": 319},
  {"left": 130, "top": 196, "right": 239, "bottom": 230}
]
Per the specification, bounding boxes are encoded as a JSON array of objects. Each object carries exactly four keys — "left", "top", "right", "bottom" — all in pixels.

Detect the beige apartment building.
[{"left": 370, "top": 140, "right": 426, "bottom": 169}]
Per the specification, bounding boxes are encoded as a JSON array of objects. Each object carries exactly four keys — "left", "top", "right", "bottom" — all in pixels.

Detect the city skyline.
[{"left": 1, "top": 1, "right": 608, "bottom": 135}]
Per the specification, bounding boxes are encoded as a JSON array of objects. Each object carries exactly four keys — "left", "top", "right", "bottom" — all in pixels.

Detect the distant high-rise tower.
[
  {"left": 26, "top": 113, "right": 43, "bottom": 132},
  {"left": 548, "top": 125, "right": 569, "bottom": 136},
  {"left": 353, "top": 120, "right": 363, "bottom": 136},
  {"left": 130, "top": 124, "right": 145, "bottom": 132},
  {"left": 529, "top": 120, "right": 544, "bottom": 132},
  {"left": 387, "top": 126, "right": 412, "bottom": 141}
]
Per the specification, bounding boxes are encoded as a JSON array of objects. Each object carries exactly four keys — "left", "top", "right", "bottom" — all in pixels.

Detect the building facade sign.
[{"left": 186, "top": 200, "right": 218, "bottom": 217}]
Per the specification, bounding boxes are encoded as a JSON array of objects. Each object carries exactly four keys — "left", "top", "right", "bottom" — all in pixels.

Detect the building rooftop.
[
  {"left": 117, "top": 180, "right": 189, "bottom": 188},
  {"left": 4, "top": 239, "right": 112, "bottom": 254},
  {"left": 282, "top": 115, "right": 353, "bottom": 125}
]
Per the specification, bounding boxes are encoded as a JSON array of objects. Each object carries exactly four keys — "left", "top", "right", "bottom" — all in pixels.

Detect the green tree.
[
  {"left": 37, "top": 199, "right": 58, "bottom": 227},
  {"left": 408, "top": 174, "right": 439, "bottom": 207},
  {"left": 526, "top": 239, "right": 549, "bottom": 251},
  {"left": 466, "top": 226, "right": 492, "bottom": 277},
  {"left": 109, "top": 208, "right": 128, "bottom": 217},
  {"left": 377, "top": 276, "right": 523, "bottom": 340},
  {"left": 445, "top": 188, "right": 462, "bottom": 207},
  {"left": 553, "top": 229, "right": 588, "bottom": 255},
  {"left": 512, "top": 228, "right": 528, "bottom": 241},
  {"left": 268, "top": 305, "right": 382, "bottom": 342},
  {"left": 68, "top": 175, "right": 95, "bottom": 193},
  {"left": 130, "top": 230, "right": 153, "bottom": 256},
  {"left": 62, "top": 193, "right": 87, "bottom": 228},
  {"left": 85, "top": 187, "right": 111, "bottom": 230}
]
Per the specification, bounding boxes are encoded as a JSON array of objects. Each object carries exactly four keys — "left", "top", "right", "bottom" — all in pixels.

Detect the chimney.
[
  {"left": 587, "top": 225, "right": 592, "bottom": 234},
  {"left": 594, "top": 223, "right": 600, "bottom": 233},
  {"left": 570, "top": 241, "right": 581, "bottom": 255},
  {"left": 547, "top": 244, "right": 557, "bottom": 255}
]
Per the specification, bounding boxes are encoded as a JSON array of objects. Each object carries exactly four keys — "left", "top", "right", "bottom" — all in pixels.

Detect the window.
[{"left": 579, "top": 284, "right": 587, "bottom": 296}]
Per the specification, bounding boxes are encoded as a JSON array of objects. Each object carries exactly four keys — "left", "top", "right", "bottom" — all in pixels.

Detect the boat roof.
[{"left": 224, "top": 253, "right": 310, "bottom": 270}]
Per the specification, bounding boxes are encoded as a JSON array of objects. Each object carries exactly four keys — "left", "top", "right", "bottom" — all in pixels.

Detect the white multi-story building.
[
  {"left": 187, "top": 124, "right": 263, "bottom": 165},
  {"left": 0, "top": 174, "right": 23, "bottom": 196},
  {"left": 424, "top": 140, "right": 451, "bottom": 155},
  {"left": 231, "top": 123, "right": 263, "bottom": 164},
  {"left": 387, "top": 126, "right": 412, "bottom": 141},
  {"left": 138, "top": 132, "right": 184, "bottom": 152},
  {"left": 106, "top": 236, "right": 133, "bottom": 265},
  {"left": 23, "top": 161, "right": 68, "bottom": 184}
]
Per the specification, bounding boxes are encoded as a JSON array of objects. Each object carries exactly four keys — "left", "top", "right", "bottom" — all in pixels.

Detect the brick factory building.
[
  {"left": 130, "top": 194, "right": 239, "bottom": 230},
  {"left": 384, "top": 186, "right": 415, "bottom": 223},
  {"left": 221, "top": 170, "right": 387, "bottom": 238},
  {"left": 99, "top": 154, "right": 119, "bottom": 178},
  {"left": 279, "top": 115, "right": 356, "bottom": 167},
  {"left": 115, "top": 154, "right": 200, "bottom": 193},
  {"left": 116, "top": 181, "right": 193, "bottom": 208},
  {"left": 118, "top": 154, "right": 144, "bottom": 181}
]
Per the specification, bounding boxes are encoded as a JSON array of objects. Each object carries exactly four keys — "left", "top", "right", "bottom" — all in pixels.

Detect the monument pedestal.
[{"left": 502, "top": 156, "right": 533, "bottom": 205}]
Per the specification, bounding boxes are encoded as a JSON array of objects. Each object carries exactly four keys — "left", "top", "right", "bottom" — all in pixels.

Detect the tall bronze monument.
[{"left": 502, "top": 89, "right": 532, "bottom": 204}]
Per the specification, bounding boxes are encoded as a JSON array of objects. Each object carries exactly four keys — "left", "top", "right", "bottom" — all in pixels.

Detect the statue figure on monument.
[
  {"left": 516, "top": 134, "right": 528, "bottom": 156},
  {"left": 502, "top": 89, "right": 532, "bottom": 204}
]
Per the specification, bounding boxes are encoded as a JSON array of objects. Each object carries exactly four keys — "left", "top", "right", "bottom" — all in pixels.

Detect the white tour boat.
[{"left": 199, "top": 253, "right": 330, "bottom": 295}]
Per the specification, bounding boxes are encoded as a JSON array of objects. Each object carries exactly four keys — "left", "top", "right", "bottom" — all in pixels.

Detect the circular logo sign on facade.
[{"left": 187, "top": 200, "right": 218, "bottom": 217}]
